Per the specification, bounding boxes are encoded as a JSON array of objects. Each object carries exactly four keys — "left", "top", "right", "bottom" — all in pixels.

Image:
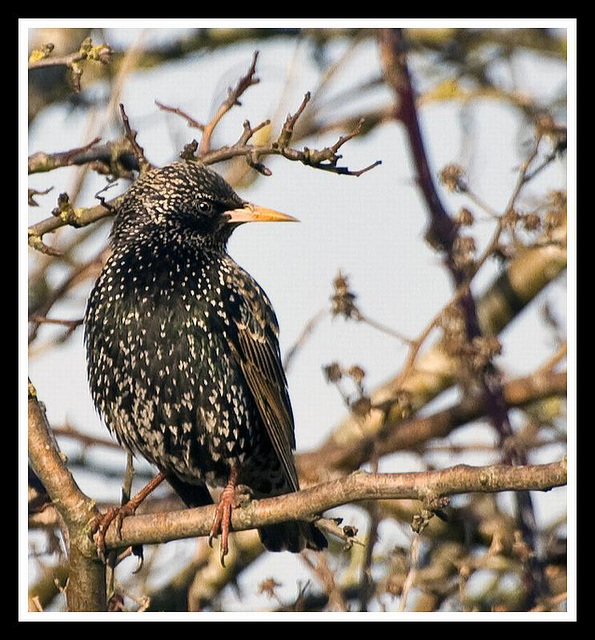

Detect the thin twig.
[
  {"left": 283, "top": 308, "right": 328, "bottom": 373},
  {"left": 118, "top": 103, "right": 152, "bottom": 174},
  {"left": 155, "top": 100, "right": 205, "bottom": 130},
  {"left": 301, "top": 551, "right": 349, "bottom": 612},
  {"left": 198, "top": 51, "right": 260, "bottom": 155},
  {"left": 398, "top": 533, "right": 422, "bottom": 611}
]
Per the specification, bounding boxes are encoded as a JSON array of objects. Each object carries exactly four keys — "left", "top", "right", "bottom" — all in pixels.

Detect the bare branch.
[
  {"left": 106, "top": 460, "right": 567, "bottom": 552},
  {"left": 299, "top": 370, "right": 567, "bottom": 479},
  {"left": 277, "top": 91, "right": 312, "bottom": 148},
  {"left": 155, "top": 100, "right": 205, "bottom": 130},
  {"left": 283, "top": 307, "right": 328, "bottom": 373},
  {"left": 28, "top": 137, "right": 102, "bottom": 174},
  {"left": 28, "top": 37, "right": 112, "bottom": 93},
  {"left": 118, "top": 103, "right": 152, "bottom": 174},
  {"left": 28, "top": 198, "right": 120, "bottom": 255},
  {"left": 28, "top": 381, "right": 106, "bottom": 611},
  {"left": 28, "top": 138, "right": 141, "bottom": 178},
  {"left": 198, "top": 50, "right": 260, "bottom": 155},
  {"left": 197, "top": 101, "right": 381, "bottom": 177}
]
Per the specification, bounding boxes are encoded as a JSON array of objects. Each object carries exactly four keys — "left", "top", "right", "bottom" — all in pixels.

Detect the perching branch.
[
  {"left": 28, "top": 372, "right": 567, "bottom": 591},
  {"left": 104, "top": 460, "right": 566, "bottom": 552}
]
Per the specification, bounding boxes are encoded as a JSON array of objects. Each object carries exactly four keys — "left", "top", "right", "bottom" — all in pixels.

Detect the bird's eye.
[{"left": 197, "top": 200, "right": 213, "bottom": 215}]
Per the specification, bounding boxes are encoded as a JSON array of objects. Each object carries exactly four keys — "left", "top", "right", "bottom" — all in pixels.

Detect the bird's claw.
[
  {"left": 89, "top": 508, "right": 116, "bottom": 562},
  {"left": 131, "top": 545, "right": 145, "bottom": 574},
  {"left": 209, "top": 494, "right": 233, "bottom": 566},
  {"left": 89, "top": 501, "right": 138, "bottom": 562},
  {"left": 208, "top": 468, "right": 239, "bottom": 566},
  {"left": 89, "top": 472, "right": 165, "bottom": 562}
]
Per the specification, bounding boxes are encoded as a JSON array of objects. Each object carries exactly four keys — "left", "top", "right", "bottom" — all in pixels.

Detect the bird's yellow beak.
[{"left": 225, "top": 203, "right": 299, "bottom": 224}]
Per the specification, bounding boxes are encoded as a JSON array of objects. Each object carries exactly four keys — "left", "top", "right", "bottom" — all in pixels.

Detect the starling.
[{"left": 84, "top": 160, "right": 327, "bottom": 559}]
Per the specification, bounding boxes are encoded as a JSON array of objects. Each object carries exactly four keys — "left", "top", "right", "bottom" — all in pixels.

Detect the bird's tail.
[
  {"left": 259, "top": 520, "right": 327, "bottom": 553},
  {"left": 164, "top": 473, "right": 214, "bottom": 507}
]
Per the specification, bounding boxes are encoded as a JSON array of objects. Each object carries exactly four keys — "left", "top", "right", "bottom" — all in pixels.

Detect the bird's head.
[{"left": 112, "top": 161, "right": 298, "bottom": 248}]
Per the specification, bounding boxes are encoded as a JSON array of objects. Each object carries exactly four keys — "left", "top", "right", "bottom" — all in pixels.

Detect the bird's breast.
[{"left": 84, "top": 239, "right": 263, "bottom": 484}]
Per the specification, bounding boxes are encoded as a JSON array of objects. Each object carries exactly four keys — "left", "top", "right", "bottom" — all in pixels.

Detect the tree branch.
[
  {"left": 28, "top": 36, "right": 112, "bottom": 93},
  {"left": 192, "top": 95, "right": 381, "bottom": 177},
  {"left": 312, "top": 229, "right": 567, "bottom": 466},
  {"left": 28, "top": 381, "right": 106, "bottom": 611},
  {"left": 27, "top": 92, "right": 379, "bottom": 255},
  {"left": 27, "top": 198, "right": 120, "bottom": 255},
  {"left": 198, "top": 50, "right": 260, "bottom": 155},
  {"left": 105, "top": 460, "right": 566, "bottom": 552},
  {"left": 118, "top": 103, "right": 152, "bottom": 174},
  {"left": 299, "top": 370, "right": 567, "bottom": 479}
]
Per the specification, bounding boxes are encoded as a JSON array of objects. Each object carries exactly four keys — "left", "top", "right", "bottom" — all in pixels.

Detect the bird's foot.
[
  {"left": 90, "top": 504, "right": 135, "bottom": 562},
  {"left": 89, "top": 472, "right": 165, "bottom": 562},
  {"left": 208, "top": 466, "right": 239, "bottom": 566}
]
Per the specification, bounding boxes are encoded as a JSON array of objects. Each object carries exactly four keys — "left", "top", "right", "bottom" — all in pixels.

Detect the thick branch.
[
  {"left": 105, "top": 460, "right": 566, "bottom": 551},
  {"left": 28, "top": 383, "right": 95, "bottom": 529},
  {"left": 28, "top": 382, "right": 105, "bottom": 611}
]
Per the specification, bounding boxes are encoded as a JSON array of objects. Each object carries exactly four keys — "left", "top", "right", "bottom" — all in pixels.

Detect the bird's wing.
[{"left": 224, "top": 273, "right": 300, "bottom": 493}]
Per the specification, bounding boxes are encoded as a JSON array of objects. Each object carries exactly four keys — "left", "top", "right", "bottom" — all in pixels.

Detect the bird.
[{"left": 84, "top": 160, "right": 327, "bottom": 562}]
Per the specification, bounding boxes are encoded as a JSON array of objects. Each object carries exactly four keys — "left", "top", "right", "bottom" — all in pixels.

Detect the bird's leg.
[
  {"left": 90, "top": 471, "right": 166, "bottom": 560},
  {"left": 209, "top": 464, "right": 239, "bottom": 566}
]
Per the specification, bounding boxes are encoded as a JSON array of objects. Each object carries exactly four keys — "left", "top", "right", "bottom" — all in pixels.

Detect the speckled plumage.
[{"left": 84, "top": 161, "right": 326, "bottom": 553}]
